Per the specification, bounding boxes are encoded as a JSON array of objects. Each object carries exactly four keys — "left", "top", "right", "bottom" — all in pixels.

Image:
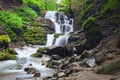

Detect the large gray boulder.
[{"left": 32, "top": 45, "right": 72, "bottom": 57}]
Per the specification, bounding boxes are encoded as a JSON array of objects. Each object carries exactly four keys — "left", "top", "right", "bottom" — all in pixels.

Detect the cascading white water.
[
  {"left": 0, "top": 46, "right": 54, "bottom": 80},
  {"left": 46, "top": 34, "right": 54, "bottom": 46},
  {"left": 45, "top": 11, "right": 74, "bottom": 46}
]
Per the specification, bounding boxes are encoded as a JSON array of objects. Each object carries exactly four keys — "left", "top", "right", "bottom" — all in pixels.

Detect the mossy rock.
[
  {"left": 23, "top": 26, "right": 46, "bottom": 45},
  {"left": 94, "top": 52, "right": 106, "bottom": 65},
  {"left": 0, "top": 35, "right": 11, "bottom": 43},
  {"left": 6, "top": 48, "right": 17, "bottom": 55},
  {"left": 97, "top": 59, "right": 120, "bottom": 74},
  {"left": 46, "top": 61, "right": 53, "bottom": 68},
  {"left": 0, "top": 50, "right": 16, "bottom": 61},
  {"left": 54, "top": 33, "right": 64, "bottom": 38},
  {"left": 31, "top": 52, "right": 42, "bottom": 58}
]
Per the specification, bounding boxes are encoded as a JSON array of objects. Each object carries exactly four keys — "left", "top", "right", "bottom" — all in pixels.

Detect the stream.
[{"left": 0, "top": 11, "right": 73, "bottom": 80}]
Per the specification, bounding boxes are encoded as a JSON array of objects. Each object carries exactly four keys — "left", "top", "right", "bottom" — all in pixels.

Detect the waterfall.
[
  {"left": 46, "top": 34, "right": 54, "bottom": 46},
  {"left": 45, "top": 11, "right": 74, "bottom": 46}
]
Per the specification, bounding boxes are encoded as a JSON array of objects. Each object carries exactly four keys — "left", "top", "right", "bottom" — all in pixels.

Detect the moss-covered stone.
[
  {"left": 0, "top": 35, "right": 11, "bottom": 43},
  {"left": 54, "top": 33, "right": 64, "bottom": 38},
  {"left": 23, "top": 26, "right": 46, "bottom": 45},
  {"left": 6, "top": 48, "right": 17, "bottom": 55},
  {"left": 0, "top": 49, "right": 16, "bottom": 61},
  {"left": 0, "top": 35, "right": 11, "bottom": 49}
]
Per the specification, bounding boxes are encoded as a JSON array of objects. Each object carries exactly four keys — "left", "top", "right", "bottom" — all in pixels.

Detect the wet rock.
[
  {"left": 46, "top": 61, "right": 53, "bottom": 68},
  {"left": 69, "top": 30, "right": 86, "bottom": 44},
  {"left": 35, "top": 45, "right": 72, "bottom": 57},
  {"left": 69, "top": 36, "right": 79, "bottom": 42},
  {"left": 31, "top": 52, "right": 43, "bottom": 58},
  {"left": 50, "top": 60, "right": 62, "bottom": 68},
  {"left": 33, "top": 70, "right": 41, "bottom": 78}
]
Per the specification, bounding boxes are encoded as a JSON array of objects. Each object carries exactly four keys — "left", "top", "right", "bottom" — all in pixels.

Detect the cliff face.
[
  {"left": 67, "top": 0, "right": 120, "bottom": 74},
  {"left": 69, "top": 0, "right": 120, "bottom": 50}
]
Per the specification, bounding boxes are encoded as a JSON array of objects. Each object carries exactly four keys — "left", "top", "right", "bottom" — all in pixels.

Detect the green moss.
[
  {"left": 0, "top": 50, "right": 16, "bottom": 61},
  {"left": 13, "top": 6, "right": 38, "bottom": 21},
  {"left": 24, "top": 26, "right": 46, "bottom": 44},
  {"left": 0, "top": 35, "right": 11, "bottom": 43},
  {"left": 23, "top": 0, "right": 57, "bottom": 11},
  {"left": 82, "top": 16, "right": 102, "bottom": 49},
  {"left": 101, "top": 0, "right": 119, "bottom": 14},
  {"left": 82, "top": 16, "right": 99, "bottom": 34},
  {"left": 0, "top": 11, "right": 23, "bottom": 40},
  {"left": 6, "top": 48, "right": 17, "bottom": 55}
]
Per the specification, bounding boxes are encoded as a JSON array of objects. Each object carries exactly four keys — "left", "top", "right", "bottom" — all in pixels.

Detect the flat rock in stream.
[{"left": 33, "top": 45, "right": 72, "bottom": 57}]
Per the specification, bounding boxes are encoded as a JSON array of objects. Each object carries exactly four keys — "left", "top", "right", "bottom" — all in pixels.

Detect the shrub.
[
  {"left": 13, "top": 6, "right": 38, "bottom": 21},
  {"left": 0, "top": 11, "right": 23, "bottom": 40}
]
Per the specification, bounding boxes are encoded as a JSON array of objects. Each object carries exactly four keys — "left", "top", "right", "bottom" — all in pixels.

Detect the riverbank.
[{"left": 43, "top": 53, "right": 120, "bottom": 80}]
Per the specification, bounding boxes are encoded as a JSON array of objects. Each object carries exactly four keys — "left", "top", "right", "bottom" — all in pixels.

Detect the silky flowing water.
[{"left": 0, "top": 46, "right": 54, "bottom": 80}]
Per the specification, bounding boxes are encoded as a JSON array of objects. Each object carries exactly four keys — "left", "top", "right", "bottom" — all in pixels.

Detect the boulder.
[
  {"left": 35, "top": 45, "right": 72, "bottom": 57},
  {"left": 73, "top": 44, "right": 85, "bottom": 54},
  {"left": 94, "top": 52, "right": 106, "bottom": 65},
  {"left": 86, "top": 58, "right": 96, "bottom": 68},
  {"left": 36, "top": 17, "right": 55, "bottom": 33}
]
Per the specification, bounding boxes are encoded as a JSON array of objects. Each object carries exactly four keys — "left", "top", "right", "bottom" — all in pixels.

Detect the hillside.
[{"left": 0, "top": 0, "right": 120, "bottom": 80}]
